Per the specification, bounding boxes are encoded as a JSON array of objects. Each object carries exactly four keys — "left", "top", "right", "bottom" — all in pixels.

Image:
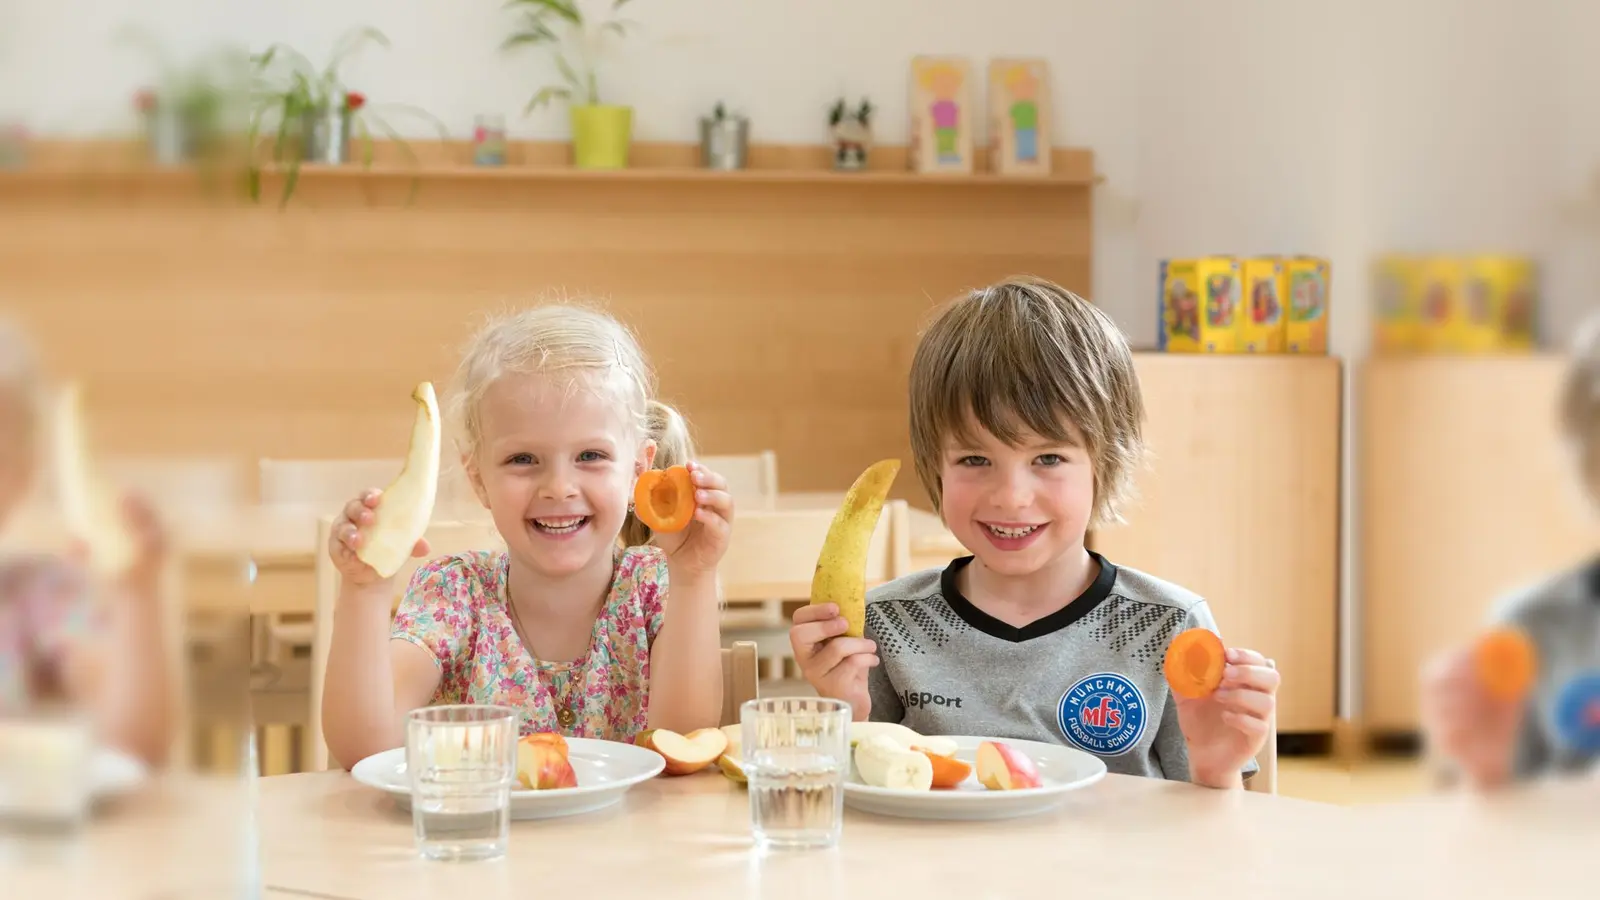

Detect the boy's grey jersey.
[{"left": 864, "top": 553, "right": 1257, "bottom": 783}]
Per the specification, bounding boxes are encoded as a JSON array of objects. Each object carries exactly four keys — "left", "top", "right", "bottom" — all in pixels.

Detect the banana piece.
[
  {"left": 853, "top": 734, "right": 933, "bottom": 791},
  {"left": 848, "top": 721, "right": 958, "bottom": 758},
  {"left": 809, "top": 458, "right": 901, "bottom": 637},
  {"left": 51, "top": 384, "right": 136, "bottom": 577},
  {"left": 356, "top": 382, "right": 442, "bottom": 579}
]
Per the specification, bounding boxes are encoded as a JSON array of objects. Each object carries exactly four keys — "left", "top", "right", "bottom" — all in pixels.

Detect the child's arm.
[
  {"left": 318, "top": 491, "right": 440, "bottom": 769},
  {"left": 646, "top": 463, "right": 733, "bottom": 733}
]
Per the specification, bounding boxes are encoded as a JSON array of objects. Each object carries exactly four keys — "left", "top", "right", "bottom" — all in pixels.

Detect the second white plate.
[
  {"left": 842, "top": 735, "right": 1106, "bottom": 821},
  {"left": 351, "top": 737, "right": 665, "bottom": 821}
]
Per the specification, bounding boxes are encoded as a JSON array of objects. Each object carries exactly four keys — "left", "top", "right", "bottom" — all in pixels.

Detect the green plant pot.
[{"left": 570, "top": 105, "right": 633, "bottom": 169}]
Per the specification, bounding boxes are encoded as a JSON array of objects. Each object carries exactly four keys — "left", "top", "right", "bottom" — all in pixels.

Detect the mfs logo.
[{"left": 1057, "top": 672, "right": 1148, "bottom": 757}]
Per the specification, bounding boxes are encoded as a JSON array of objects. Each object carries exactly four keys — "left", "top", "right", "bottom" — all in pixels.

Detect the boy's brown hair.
[
  {"left": 908, "top": 275, "right": 1146, "bottom": 528},
  {"left": 1560, "top": 311, "right": 1600, "bottom": 504}
]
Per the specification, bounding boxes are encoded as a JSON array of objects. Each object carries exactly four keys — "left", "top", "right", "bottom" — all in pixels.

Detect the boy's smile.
[{"left": 977, "top": 520, "right": 1050, "bottom": 550}]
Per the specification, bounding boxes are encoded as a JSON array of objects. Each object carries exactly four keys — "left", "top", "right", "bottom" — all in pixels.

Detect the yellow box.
[
  {"left": 1413, "top": 255, "right": 1461, "bottom": 352},
  {"left": 1158, "top": 257, "right": 1241, "bottom": 353},
  {"left": 1459, "top": 256, "right": 1537, "bottom": 353},
  {"left": 1371, "top": 254, "right": 1421, "bottom": 355},
  {"left": 1285, "top": 256, "right": 1331, "bottom": 354},
  {"left": 1240, "top": 257, "right": 1287, "bottom": 353}
]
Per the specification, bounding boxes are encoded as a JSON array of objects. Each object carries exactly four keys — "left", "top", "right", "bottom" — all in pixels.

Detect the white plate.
[
  {"left": 842, "top": 735, "right": 1106, "bottom": 821},
  {"left": 90, "top": 747, "right": 148, "bottom": 800},
  {"left": 351, "top": 737, "right": 665, "bottom": 821}
]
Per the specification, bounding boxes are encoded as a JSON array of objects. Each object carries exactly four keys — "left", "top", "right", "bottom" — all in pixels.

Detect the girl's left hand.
[
  {"left": 652, "top": 461, "right": 734, "bottom": 580},
  {"left": 1174, "top": 647, "right": 1280, "bottom": 787}
]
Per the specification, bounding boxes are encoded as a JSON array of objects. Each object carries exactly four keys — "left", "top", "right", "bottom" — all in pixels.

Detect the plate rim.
[
  {"left": 841, "top": 734, "right": 1107, "bottom": 800},
  {"left": 350, "top": 736, "right": 667, "bottom": 800}
]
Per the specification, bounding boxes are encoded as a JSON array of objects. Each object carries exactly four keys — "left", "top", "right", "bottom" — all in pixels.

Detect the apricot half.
[
  {"left": 633, "top": 465, "right": 695, "bottom": 533},
  {"left": 1473, "top": 626, "right": 1538, "bottom": 702},
  {"left": 1163, "top": 627, "right": 1227, "bottom": 700}
]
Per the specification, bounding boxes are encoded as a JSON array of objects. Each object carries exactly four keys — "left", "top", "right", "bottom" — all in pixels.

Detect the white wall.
[{"left": 3, "top": 0, "right": 1595, "bottom": 718}]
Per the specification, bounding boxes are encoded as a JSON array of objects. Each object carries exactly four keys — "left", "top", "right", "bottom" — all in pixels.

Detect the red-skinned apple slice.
[
  {"left": 976, "top": 740, "right": 1043, "bottom": 791},
  {"left": 635, "top": 728, "right": 728, "bottom": 776},
  {"left": 356, "top": 382, "right": 441, "bottom": 578},
  {"left": 516, "top": 732, "right": 577, "bottom": 790}
]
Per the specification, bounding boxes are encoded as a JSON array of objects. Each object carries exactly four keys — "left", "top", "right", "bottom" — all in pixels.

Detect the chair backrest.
[
  {"left": 717, "top": 500, "right": 912, "bottom": 601},
  {"left": 699, "top": 451, "right": 779, "bottom": 511},
  {"left": 306, "top": 516, "right": 507, "bottom": 771},
  {"left": 1244, "top": 658, "right": 1278, "bottom": 795},
  {"left": 101, "top": 455, "right": 248, "bottom": 516},
  {"left": 720, "top": 641, "right": 759, "bottom": 727}
]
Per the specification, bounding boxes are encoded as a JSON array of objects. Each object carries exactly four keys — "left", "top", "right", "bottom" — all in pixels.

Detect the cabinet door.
[
  {"left": 1092, "top": 355, "right": 1342, "bottom": 733},
  {"left": 1361, "top": 358, "right": 1597, "bottom": 732}
]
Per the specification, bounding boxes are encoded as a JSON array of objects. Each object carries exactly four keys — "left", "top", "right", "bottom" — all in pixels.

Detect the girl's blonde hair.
[
  {"left": 449, "top": 304, "right": 694, "bottom": 547},
  {"left": 1561, "top": 311, "right": 1600, "bottom": 505}
]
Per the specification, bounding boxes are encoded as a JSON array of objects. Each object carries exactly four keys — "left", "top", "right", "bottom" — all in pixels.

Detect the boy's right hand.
[
  {"left": 790, "top": 603, "right": 878, "bottom": 721},
  {"left": 328, "top": 489, "right": 430, "bottom": 590},
  {"left": 1419, "top": 644, "right": 1523, "bottom": 790}
]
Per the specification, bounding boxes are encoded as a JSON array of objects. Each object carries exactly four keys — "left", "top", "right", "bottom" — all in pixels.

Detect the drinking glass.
[
  {"left": 406, "top": 705, "right": 517, "bottom": 861},
  {"left": 740, "top": 697, "right": 851, "bottom": 851}
]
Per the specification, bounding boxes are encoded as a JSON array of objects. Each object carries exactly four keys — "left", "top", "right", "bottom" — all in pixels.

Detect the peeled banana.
[
  {"left": 848, "top": 721, "right": 958, "bottom": 758},
  {"left": 854, "top": 734, "right": 933, "bottom": 791},
  {"left": 809, "top": 459, "right": 901, "bottom": 638},
  {"left": 356, "top": 382, "right": 441, "bottom": 579}
]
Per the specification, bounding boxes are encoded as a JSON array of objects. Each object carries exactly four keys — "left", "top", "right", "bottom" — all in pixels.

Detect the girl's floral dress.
[
  {"left": 390, "top": 544, "right": 667, "bottom": 742},
  {"left": 0, "top": 554, "right": 95, "bottom": 712}
]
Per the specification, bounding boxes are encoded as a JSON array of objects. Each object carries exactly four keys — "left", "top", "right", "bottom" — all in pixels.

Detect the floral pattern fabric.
[
  {"left": 390, "top": 544, "right": 667, "bottom": 742},
  {"left": 0, "top": 554, "right": 95, "bottom": 712}
]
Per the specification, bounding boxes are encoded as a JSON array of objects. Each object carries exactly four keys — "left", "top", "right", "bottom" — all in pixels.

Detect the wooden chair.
[
  {"left": 699, "top": 451, "right": 779, "bottom": 511},
  {"left": 719, "top": 641, "right": 760, "bottom": 727},
  {"left": 1245, "top": 659, "right": 1279, "bottom": 795},
  {"left": 307, "top": 517, "right": 506, "bottom": 771},
  {"left": 717, "top": 501, "right": 913, "bottom": 683}
]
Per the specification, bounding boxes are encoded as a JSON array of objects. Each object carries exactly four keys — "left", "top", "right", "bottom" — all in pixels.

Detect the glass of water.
[
  {"left": 740, "top": 697, "right": 851, "bottom": 851},
  {"left": 406, "top": 705, "right": 517, "bottom": 862}
]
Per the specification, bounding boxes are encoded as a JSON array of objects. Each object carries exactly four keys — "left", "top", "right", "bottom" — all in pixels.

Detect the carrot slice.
[
  {"left": 632, "top": 465, "right": 695, "bottom": 533},
  {"left": 921, "top": 749, "right": 973, "bottom": 789},
  {"left": 1473, "top": 626, "right": 1538, "bottom": 702},
  {"left": 1163, "top": 627, "right": 1227, "bottom": 699}
]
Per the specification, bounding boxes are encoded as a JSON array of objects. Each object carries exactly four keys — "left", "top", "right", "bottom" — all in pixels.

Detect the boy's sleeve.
[
  {"left": 390, "top": 556, "right": 472, "bottom": 675},
  {"left": 1485, "top": 588, "right": 1556, "bottom": 780},
  {"left": 863, "top": 604, "right": 906, "bottom": 724},
  {"left": 1152, "top": 601, "right": 1261, "bottom": 784}
]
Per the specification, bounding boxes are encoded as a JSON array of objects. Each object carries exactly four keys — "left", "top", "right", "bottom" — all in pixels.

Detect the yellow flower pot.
[{"left": 570, "top": 105, "right": 633, "bottom": 169}]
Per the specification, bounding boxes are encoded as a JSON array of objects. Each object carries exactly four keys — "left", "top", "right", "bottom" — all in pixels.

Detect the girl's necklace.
[{"left": 506, "top": 583, "right": 580, "bottom": 730}]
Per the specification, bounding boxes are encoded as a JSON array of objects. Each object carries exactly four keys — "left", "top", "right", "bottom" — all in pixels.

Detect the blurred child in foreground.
[
  {"left": 0, "top": 318, "right": 174, "bottom": 767},
  {"left": 1421, "top": 312, "right": 1600, "bottom": 788}
]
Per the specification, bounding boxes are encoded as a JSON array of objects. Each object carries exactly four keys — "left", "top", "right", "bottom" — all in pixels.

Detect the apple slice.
[
  {"left": 635, "top": 727, "right": 728, "bottom": 776},
  {"left": 717, "top": 754, "right": 748, "bottom": 786},
  {"left": 50, "top": 383, "right": 135, "bottom": 577},
  {"left": 976, "top": 740, "right": 1043, "bottom": 791},
  {"left": 922, "top": 749, "right": 973, "bottom": 789},
  {"left": 356, "top": 382, "right": 441, "bottom": 579},
  {"left": 516, "top": 733, "right": 577, "bottom": 790}
]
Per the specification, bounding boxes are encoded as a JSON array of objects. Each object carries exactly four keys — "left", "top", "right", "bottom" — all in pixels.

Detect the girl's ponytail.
[{"left": 622, "top": 400, "right": 697, "bottom": 546}]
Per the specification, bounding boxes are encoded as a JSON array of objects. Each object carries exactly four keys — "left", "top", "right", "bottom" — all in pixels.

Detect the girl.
[
  {"left": 320, "top": 305, "right": 733, "bottom": 768},
  {"left": 0, "top": 317, "right": 173, "bottom": 767},
  {"left": 1421, "top": 311, "right": 1600, "bottom": 788}
]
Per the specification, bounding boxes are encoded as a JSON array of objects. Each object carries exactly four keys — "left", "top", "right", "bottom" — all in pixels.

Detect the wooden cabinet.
[
  {"left": 1360, "top": 358, "right": 1598, "bottom": 732},
  {"left": 1091, "top": 355, "right": 1342, "bottom": 734}
]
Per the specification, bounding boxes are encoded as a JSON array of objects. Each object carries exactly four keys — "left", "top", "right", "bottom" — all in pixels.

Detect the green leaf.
[
  {"left": 326, "top": 26, "right": 390, "bottom": 80},
  {"left": 553, "top": 54, "right": 584, "bottom": 92},
  {"left": 505, "top": 0, "right": 582, "bottom": 25},
  {"left": 601, "top": 19, "right": 638, "bottom": 38},
  {"left": 613, "top": 0, "right": 634, "bottom": 9},
  {"left": 524, "top": 86, "right": 572, "bottom": 115},
  {"left": 501, "top": 22, "right": 559, "bottom": 50}
]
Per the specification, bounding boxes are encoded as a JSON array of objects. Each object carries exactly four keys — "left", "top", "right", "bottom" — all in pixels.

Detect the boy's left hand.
[
  {"left": 1174, "top": 647, "right": 1280, "bottom": 788},
  {"left": 653, "top": 461, "right": 733, "bottom": 582}
]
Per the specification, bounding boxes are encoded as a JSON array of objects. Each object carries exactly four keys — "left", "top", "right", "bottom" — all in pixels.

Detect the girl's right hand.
[
  {"left": 1420, "top": 644, "right": 1522, "bottom": 790},
  {"left": 328, "top": 489, "right": 431, "bottom": 589},
  {"left": 790, "top": 603, "right": 877, "bottom": 722}
]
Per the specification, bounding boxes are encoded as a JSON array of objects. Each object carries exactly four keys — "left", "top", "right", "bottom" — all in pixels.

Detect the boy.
[
  {"left": 1420, "top": 311, "right": 1600, "bottom": 788},
  {"left": 790, "top": 276, "right": 1278, "bottom": 788}
]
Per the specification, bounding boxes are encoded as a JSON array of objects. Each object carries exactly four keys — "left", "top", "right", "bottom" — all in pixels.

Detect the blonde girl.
[
  {"left": 0, "top": 317, "right": 173, "bottom": 766},
  {"left": 320, "top": 305, "right": 733, "bottom": 768},
  {"left": 1421, "top": 311, "right": 1600, "bottom": 788}
]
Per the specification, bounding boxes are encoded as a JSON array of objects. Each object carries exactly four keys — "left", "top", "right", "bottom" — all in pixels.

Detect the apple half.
[
  {"left": 635, "top": 727, "right": 728, "bottom": 777},
  {"left": 51, "top": 383, "right": 135, "bottom": 577},
  {"left": 976, "top": 740, "right": 1044, "bottom": 791},
  {"left": 355, "top": 382, "right": 441, "bottom": 579},
  {"left": 516, "top": 733, "right": 577, "bottom": 790}
]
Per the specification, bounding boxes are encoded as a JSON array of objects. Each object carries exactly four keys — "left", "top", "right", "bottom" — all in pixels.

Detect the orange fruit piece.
[
  {"left": 1473, "top": 626, "right": 1538, "bottom": 702},
  {"left": 1163, "top": 627, "right": 1227, "bottom": 699},
  {"left": 632, "top": 465, "right": 695, "bottom": 533},
  {"left": 921, "top": 749, "right": 973, "bottom": 789}
]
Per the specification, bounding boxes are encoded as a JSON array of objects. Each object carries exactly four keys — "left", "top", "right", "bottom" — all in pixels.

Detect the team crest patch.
[{"left": 1057, "top": 672, "right": 1148, "bottom": 757}]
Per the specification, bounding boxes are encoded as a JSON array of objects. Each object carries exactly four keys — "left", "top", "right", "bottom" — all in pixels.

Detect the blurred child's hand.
[
  {"left": 1420, "top": 645, "right": 1520, "bottom": 790},
  {"left": 790, "top": 603, "right": 877, "bottom": 722},
  {"left": 1175, "top": 647, "right": 1280, "bottom": 788},
  {"left": 652, "top": 461, "right": 732, "bottom": 584},
  {"left": 328, "top": 489, "right": 430, "bottom": 590}
]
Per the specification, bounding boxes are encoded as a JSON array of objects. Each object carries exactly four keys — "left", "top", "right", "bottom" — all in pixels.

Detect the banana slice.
[
  {"left": 854, "top": 734, "right": 933, "bottom": 791},
  {"left": 51, "top": 384, "right": 135, "bottom": 577},
  {"left": 848, "top": 721, "right": 958, "bottom": 758}
]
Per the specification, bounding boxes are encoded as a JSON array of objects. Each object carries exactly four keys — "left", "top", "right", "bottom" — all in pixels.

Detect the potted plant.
[
  {"left": 829, "top": 98, "right": 873, "bottom": 171},
  {"left": 699, "top": 102, "right": 748, "bottom": 171},
  {"left": 502, "top": 0, "right": 641, "bottom": 170},
  {"left": 245, "top": 26, "right": 447, "bottom": 206},
  {"left": 116, "top": 28, "right": 252, "bottom": 166}
]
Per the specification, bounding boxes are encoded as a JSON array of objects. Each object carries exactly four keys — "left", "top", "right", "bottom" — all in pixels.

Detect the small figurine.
[{"left": 829, "top": 98, "right": 873, "bottom": 171}]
